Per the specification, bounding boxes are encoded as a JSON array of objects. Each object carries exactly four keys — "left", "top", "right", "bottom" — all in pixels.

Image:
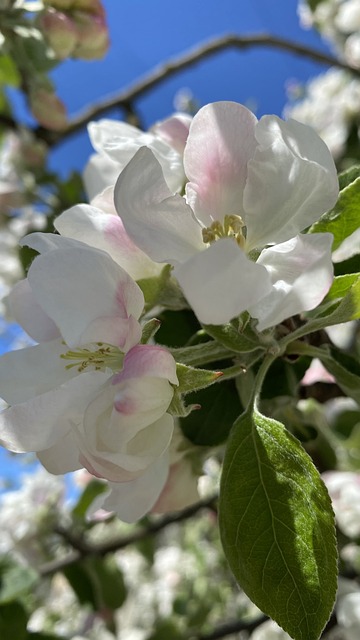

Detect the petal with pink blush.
[
  {"left": 184, "top": 102, "right": 258, "bottom": 226},
  {"left": 113, "top": 344, "right": 178, "bottom": 386},
  {"left": 27, "top": 245, "right": 144, "bottom": 349},
  {"left": 151, "top": 113, "right": 192, "bottom": 153}
]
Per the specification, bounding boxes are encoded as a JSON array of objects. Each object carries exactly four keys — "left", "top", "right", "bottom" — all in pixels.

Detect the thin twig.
[
  {"left": 40, "top": 493, "right": 218, "bottom": 577},
  {"left": 35, "top": 32, "right": 360, "bottom": 146},
  {"left": 187, "top": 615, "right": 267, "bottom": 640}
]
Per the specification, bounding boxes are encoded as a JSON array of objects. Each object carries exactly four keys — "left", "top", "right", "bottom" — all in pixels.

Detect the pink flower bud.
[
  {"left": 72, "top": 10, "right": 109, "bottom": 59},
  {"left": 30, "top": 89, "right": 68, "bottom": 131},
  {"left": 39, "top": 8, "right": 78, "bottom": 59}
]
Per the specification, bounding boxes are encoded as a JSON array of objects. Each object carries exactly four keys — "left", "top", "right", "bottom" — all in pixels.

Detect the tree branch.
[
  {"left": 187, "top": 615, "right": 268, "bottom": 640},
  {"left": 40, "top": 493, "right": 218, "bottom": 577},
  {"left": 36, "top": 32, "right": 360, "bottom": 146}
]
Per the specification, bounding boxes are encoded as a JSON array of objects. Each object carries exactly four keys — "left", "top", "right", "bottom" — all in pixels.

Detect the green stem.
[
  {"left": 169, "top": 341, "right": 233, "bottom": 367},
  {"left": 249, "top": 353, "right": 276, "bottom": 411}
]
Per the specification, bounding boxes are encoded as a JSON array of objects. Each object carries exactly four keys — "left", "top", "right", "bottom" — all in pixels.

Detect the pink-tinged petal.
[
  {"left": 152, "top": 458, "right": 199, "bottom": 514},
  {"left": 184, "top": 102, "right": 258, "bottom": 226},
  {"left": 0, "top": 369, "right": 109, "bottom": 453},
  {"left": 80, "top": 412, "right": 174, "bottom": 482},
  {"left": 114, "top": 147, "right": 204, "bottom": 266},
  {"left": 244, "top": 116, "right": 339, "bottom": 250},
  {"left": 0, "top": 338, "right": 75, "bottom": 405},
  {"left": 249, "top": 233, "right": 334, "bottom": 331},
  {"left": 174, "top": 237, "right": 272, "bottom": 325},
  {"left": 27, "top": 245, "right": 144, "bottom": 349},
  {"left": 83, "top": 378, "right": 174, "bottom": 452},
  {"left": 99, "top": 454, "right": 169, "bottom": 522},
  {"left": 83, "top": 153, "right": 120, "bottom": 200},
  {"left": 113, "top": 344, "right": 178, "bottom": 385},
  {"left": 6, "top": 278, "right": 60, "bottom": 342},
  {"left": 55, "top": 202, "right": 162, "bottom": 280},
  {"left": 151, "top": 113, "right": 192, "bottom": 153},
  {"left": 89, "top": 119, "right": 185, "bottom": 193},
  {"left": 38, "top": 431, "right": 82, "bottom": 474}
]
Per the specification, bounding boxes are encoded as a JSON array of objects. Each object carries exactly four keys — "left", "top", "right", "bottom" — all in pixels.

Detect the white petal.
[
  {"left": 20, "top": 232, "right": 82, "bottom": 254},
  {"left": 6, "top": 278, "right": 60, "bottom": 342},
  {"left": 184, "top": 101, "right": 258, "bottom": 226},
  {"left": 152, "top": 459, "right": 199, "bottom": 514},
  {"left": 114, "top": 146, "right": 204, "bottom": 266},
  {"left": 249, "top": 233, "right": 334, "bottom": 330},
  {"left": 89, "top": 119, "right": 185, "bottom": 193},
  {"left": 174, "top": 237, "right": 272, "bottom": 324},
  {"left": 38, "top": 431, "right": 81, "bottom": 474},
  {"left": 0, "top": 370, "right": 109, "bottom": 453},
  {"left": 244, "top": 116, "right": 339, "bottom": 250},
  {"left": 0, "top": 338, "right": 75, "bottom": 405},
  {"left": 83, "top": 153, "right": 120, "bottom": 200},
  {"left": 55, "top": 202, "right": 162, "bottom": 280},
  {"left": 27, "top": 245, "right": 143, "bottom": 349},
  {"left": 100, "top": 454, "right": 169, "bottom": 522}
]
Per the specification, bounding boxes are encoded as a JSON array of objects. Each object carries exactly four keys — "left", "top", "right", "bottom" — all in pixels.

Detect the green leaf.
[
  {"left": 219, "top": 408, "right": 337, "bottom": 640},
  {"left": 309, "top": 175, "right": 360, "bottom": 252},
  {"left": 71, "top": 479, "right": 107, "bottom": 520},
  {"left": 176, "top": 363, "right": 222, "bottom": 394},
  {"left": 0, "top": 557, "right": 38, "bottom": 604},
  {"left": 324, "top": 273, "right": 360, "bottom": 303},
  {"left": 27, "top": 633, "right": 62, "bottom": 639},
  {"left": 180, "top": 380, "right": 242, "bottom": 446},
  {"left": 83, "top": 556, "right": 127, "bottom": 610},
  {"left": 338, "top": 165, "right": 360, "bottom": 191},
  {"left": 0, "top": 55, "right": 20, "bottom": 87},
  {"left": 203, "top": 322, "right": 260, "bottom": 353},
  {"left": 308, "top": 0, "right": 327, "bottom": 11},
  {"left": 0, "top": 602, "right": 28, "bottom": 640}
]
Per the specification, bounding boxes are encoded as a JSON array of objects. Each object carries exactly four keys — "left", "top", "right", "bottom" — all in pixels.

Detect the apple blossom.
[
  {"left": 83, "top": 112, "right": 192, "bottom": 200},
  {"left": 0, "top": 236, "right": 179, "bottom": 521},
  {"left": 114, "top": 101, "right": 338, "bottom": 329}
]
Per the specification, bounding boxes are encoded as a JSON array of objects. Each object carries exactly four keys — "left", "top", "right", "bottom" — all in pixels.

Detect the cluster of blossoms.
[
  {"left": 299, "top": 0, "right": 360, "bottom": 67},
  {"left": 284, "top": 67, "right": 360, "bottom": 161},
  {"left": 0, "top": 100, "right": 339, "bottom": 524}
]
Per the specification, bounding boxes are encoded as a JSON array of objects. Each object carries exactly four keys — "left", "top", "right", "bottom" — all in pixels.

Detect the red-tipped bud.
[
  {"left": 39, "top": 8, "right": 78, "bottom": 59},
  {"left": 72, "top": 10, "right": 109, "bottom": 59},
  {"left": 30, "top": 88, "right": 68, "bottom": 131}
]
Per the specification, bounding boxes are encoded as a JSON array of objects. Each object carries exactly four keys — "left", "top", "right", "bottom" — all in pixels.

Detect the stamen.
[
  {"left": 60, "top": 343, "right": 124, "bottom": 373},
  {"left": 202, "top": 214, "right": 246, "bottom": 248}
]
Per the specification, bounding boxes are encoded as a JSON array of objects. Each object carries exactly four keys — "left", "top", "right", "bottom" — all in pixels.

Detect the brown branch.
[
  {"left": 35, "top": 32, "right": 360, "bottom": 147},
  {"left": 40, "top": 493, "right": 218, "bottom": 577}
]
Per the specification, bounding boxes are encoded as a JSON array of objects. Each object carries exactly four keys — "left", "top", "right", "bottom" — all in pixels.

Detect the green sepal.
[
  {"left": 219, "top": 408, "right": 338, "bottom": 640},
  {"left": 309, "top": 174, "right": 360, "bottom": 252},
  {"left": 140, "top": 318, "right": 161, "bottom": 344},
  {"left": 203, "top": 321, "right": 261, "bottom": 354},
  {"left": 137, "top": 265, "right": 188, "bottom": 311},
  {"left": 176, "top": 362, "right": 222, "bottom": 394}
]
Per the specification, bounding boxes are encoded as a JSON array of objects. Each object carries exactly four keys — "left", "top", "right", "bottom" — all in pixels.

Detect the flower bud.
[
  {"left": 72, "top": 0, "right": 105, "bottom": 16},
  {"left": 72, "top": 9, "right": 109, "bottom": 59},
  {"left": 39, "top": 8, "right": 78, "bottom": 59},
  {"left": 29, "top": 88, "right": 68, "bottom": 131}
]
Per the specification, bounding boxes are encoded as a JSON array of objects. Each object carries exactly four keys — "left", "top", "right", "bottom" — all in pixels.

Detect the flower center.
[
  {"left": 60, "top": 343, "right": 124, "bottom": 373},
  {"left": 202, "top": 214, "right": 246, "bottom": 248}
]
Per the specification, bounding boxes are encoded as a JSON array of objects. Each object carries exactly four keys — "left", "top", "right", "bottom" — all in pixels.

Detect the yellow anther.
[
  {"left": 202, "top": 214, "right": 246, "bottom": 248},
  {"left": 60, "top": 343, "right": 124, "bottom": 373}
]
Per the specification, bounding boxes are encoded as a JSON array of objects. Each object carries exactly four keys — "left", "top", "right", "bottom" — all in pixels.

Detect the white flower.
[
  {"left": 0, "top": 237, "right": 178, "bottom": 522},
  {"left": 83, "top": 113, "right": 192, "bottom": 200},
  {"left": 114, "top": 101, "right": 337, "bottom": 329},
  {"left": 322, "top": 471, "right": 360, "bottom": 538}
]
